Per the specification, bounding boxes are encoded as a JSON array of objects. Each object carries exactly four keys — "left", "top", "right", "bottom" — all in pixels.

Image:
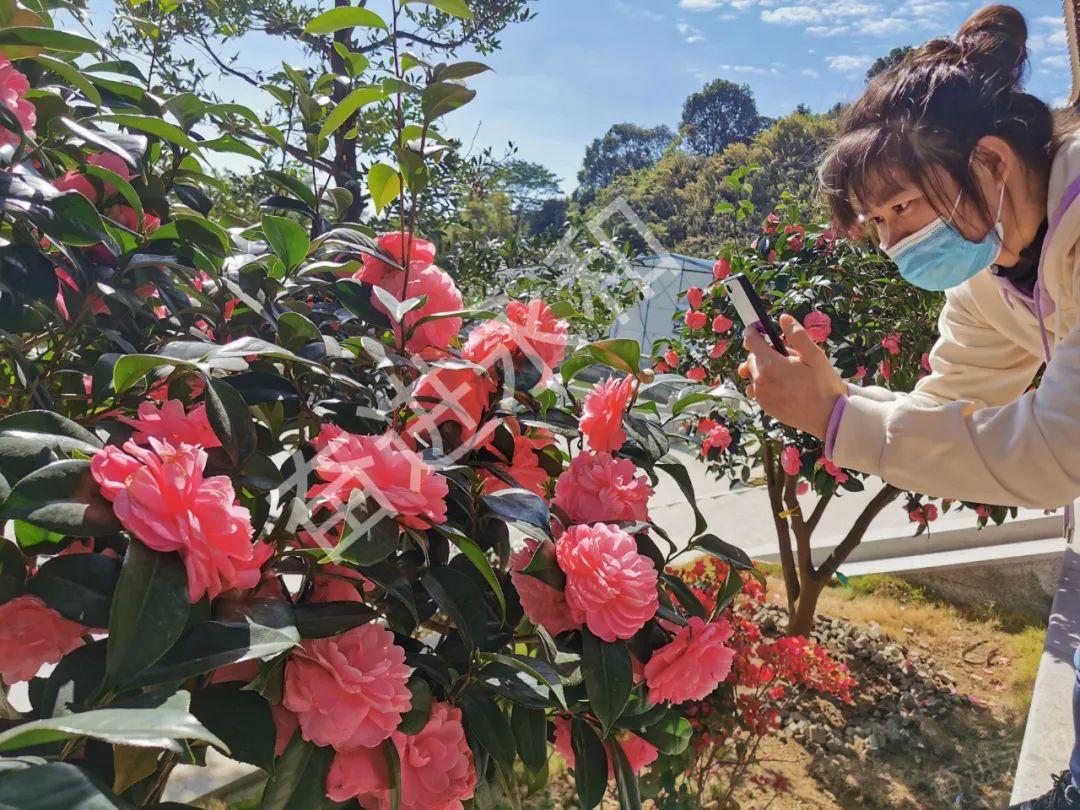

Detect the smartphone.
[{"left": 719, "top": 274, "right": 788, "bottom": 356}]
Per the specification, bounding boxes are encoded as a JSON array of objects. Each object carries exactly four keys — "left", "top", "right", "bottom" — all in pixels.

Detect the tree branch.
[
  {"left": 193, "top": 31, "right": 261, "bottom": 88},
  {"left": 782, "top": 471, "right": 813, "bottom": 580},
  {"left": 814, "top": 483, "right": 899, "bottom": 582},
  {"left": 763, "top": 442, "right": 800, "bottom": 607},
  {"left": 806, "top": 488, "right": 835, "bottom": 536}
]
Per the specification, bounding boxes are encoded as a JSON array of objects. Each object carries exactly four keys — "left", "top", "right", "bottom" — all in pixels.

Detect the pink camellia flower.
[
  {"left": 408, "top": 364, "right": 496, "bottom": 448},
  {"left": 283, "top": 623, "right": 412, "bottom": 750},
  {"left": 763, "top": 213, "right": 779, "bottom": 234},
  {"left": 326, "top": 701, "right": 476, "bottom": 809},
  {"left": 695, "top": 417, "right": 717, "bottom": 434},
  {"left": 709, "top": 340, "right": 728, "bottom": 360},
  {"left": 54, "top": 170, "right": 97, "bottom": 200},
  {"left": 686, "top": 366, "right": 707, "bottom": 383},
  {"left": 712, "top": 258, "right": 731, "bottom": 280},
  {"left": 106, "top": 204, "right": 160, "bottom": 234},
  {"left": 91, "top": 439, "right": 268, "bottom": 603},
  {"left": 556, "top": 523, "right": 658, "bottom": 642},
  {"left": 711, "top": 314, "right": 733, "bottom": 334},
  {"left": 780, "top": 445, "right": 801, "bottom": 476},
  {"left": 643, "top": 617, "right": 736, "bottom": 704},
  {"left": 819, "top": 455, "right": 849, "bottom": 486},
  {"left": 579, "top": 376, "right": 636, "bottom": 453},
  {"left": 881, "top": 332, "right": 902, "bottom": 356},
  {"left": 975, "top": 504, "right": 992, "bottom": 520},
  {"left": 663, "top": 349, "right": 678, "bottom": 367},
  {"left": 684, "top": 310, "right": 707, "bottom": 330},
  {"left": 462, "top": 299, "right": 568, "bottom": 384},
  {"left": 852, "top": 365, "right": 867, "bottom": 382},
  {"left": 879, "top": 358, "right": 893, "bottom": 381},
  {"left": 767, "top": 249, "right": 778, "bottom": 263},
  {"left": 272, "top": 704, "right": 299, "bottom": 756},
  {"left": 0, "top": 595, "right": 86, "bottom": 685},
  {"left": 788, "top": 236, "right": 804, "bottom": 252},
  {"left": 0, "top": 56, "right": 35, "bottom": 146},
  {"left": 803, "top": 311, "right": 831, "bottom": 343},
  {"left": 686, "top": 287, "right": 704, "bottom": 310},
  {"left": 479, "top": 430, "right": 551, "bottom": 497},
  {"left": 54, "top": 153, "right": 136, "bottom": 202},
  {"left": 117, "top": 399, "right": 221, "bottom": 448},
  {"left": 371, "top": 265, "right": 463, "bottom": 355},
  {"left": 921, "top": 352, "right": 932, "bottom": 373},
  {"left": 701, "top": 424, "right": 732, "bottom": 455},
  {"left": 307, "top": 426, "right": 448, "bottom": 530},
  {"left": 553, "top": 452, "right": 653, "bottom": 525},
  {"left": 796, "top": 481, "right": 810, "bottom": 495},
  {"left": 553, "top": 717, "right": 658, "bottom": 779},
  {"left": 653, "top": 360, "right": 671, "bottom": 374},
  {"left": 356, "top": 231, "right": 437, "bottom": 287},
  {"left": 510, "top": 540, "right": 580, "bottom": 636},
  {"left": 309, "top": 564, "right": 372, "bottom": 603}
]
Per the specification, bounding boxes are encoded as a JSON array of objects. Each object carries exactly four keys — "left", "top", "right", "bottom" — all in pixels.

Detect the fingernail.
[{"left": 742, "top": 327, "right": 753, "bottom": 341}]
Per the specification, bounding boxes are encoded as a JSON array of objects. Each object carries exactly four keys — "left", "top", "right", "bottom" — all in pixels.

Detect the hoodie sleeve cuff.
[
  {"left": 824, "top": 395, "right": 847, "bottom": 459},
  {"left": 829, "top": 393, "right": 893, "bottom": 477}
]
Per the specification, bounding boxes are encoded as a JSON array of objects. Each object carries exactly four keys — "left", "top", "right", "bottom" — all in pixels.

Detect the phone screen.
[{"left": 720, "top": 275, "right": 788, "bottom": 356}]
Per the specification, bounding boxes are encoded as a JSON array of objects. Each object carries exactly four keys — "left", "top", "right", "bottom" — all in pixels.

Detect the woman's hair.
[{"left": 818, "top": 4, "right": 1078, "bottom": 232}]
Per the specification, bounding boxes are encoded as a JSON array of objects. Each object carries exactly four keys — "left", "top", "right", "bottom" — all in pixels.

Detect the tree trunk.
[
  {"left": 786, "top": 576, "right": 826, "bottom": 636},
  {"left": 329, "top": 0, "right": 365, "bottom": 222}
]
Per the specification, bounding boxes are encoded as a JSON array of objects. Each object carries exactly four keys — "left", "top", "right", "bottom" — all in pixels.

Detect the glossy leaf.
[
  {"left": 304, "top": 6, "right": 388, "bottom": 33},
  {"left": 0, "top": 460, "right": 120, "bottom": 537}
]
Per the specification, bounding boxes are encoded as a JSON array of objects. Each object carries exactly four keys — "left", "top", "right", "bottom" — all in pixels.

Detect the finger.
[
  {"left": 779, "top": 314, "right": 828, "bottom": 367},
  {"left": 738, "top": 360, "right": 751, "bottom": 380},
  {"left": 742, "top": 326, "right": 778, "bottom": 365}
]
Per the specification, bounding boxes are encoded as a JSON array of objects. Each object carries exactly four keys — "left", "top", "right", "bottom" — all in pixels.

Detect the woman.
[{"left": 739, "top": 6, "right": 1080, "bottom": 808}]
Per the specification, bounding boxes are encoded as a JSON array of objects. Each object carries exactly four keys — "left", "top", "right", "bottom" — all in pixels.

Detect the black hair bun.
[{"left": 956, "top": 4, "right": 1029, "bottom": 91}]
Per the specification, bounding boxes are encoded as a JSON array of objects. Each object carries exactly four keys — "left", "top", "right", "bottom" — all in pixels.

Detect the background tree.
[
  {"left": 866, "top": 45, "right": 915, "bottom": 81},
  {"left": 575, "top": 122, "right": 674, "bottom": 203},
  {"left": 679, "top": 78, "right": 768, "bottom": 157},
  {"left": 491, "top": 157, "right": 562, "bottom": 230}
]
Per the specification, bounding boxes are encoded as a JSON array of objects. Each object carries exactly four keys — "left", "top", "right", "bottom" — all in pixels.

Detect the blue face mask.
[{"left": 882, "top": 183, "right": 1005, "bottom": 292}]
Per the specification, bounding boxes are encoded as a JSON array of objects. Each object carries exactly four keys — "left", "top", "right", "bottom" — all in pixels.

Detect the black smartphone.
[{"left": 719, "top": 274, "right": 788, "bottom": 356}]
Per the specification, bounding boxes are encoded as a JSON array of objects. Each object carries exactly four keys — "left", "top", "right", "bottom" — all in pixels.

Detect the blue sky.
[
  {"left": 84, "top": 0, "right": 1070, "bottom": 193},
  {"left": 439, "top": 0, "right": 1069, "bottom": 191}
]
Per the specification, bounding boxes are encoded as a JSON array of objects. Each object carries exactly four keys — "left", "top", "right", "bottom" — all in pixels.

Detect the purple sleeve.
[{"left": 824, "top": 394, "right": 848, "bottom": 459}]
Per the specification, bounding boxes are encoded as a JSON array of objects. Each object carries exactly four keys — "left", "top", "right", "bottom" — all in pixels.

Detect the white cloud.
[
  {"left": 760, "top": 5, "right": 818, "bottom": 24},
  {"left": 1036, "top": 15, "right": 1064, "bottom": 27},
  {"left": 825, "top": 54, "right": 872, "bottom": 73},
  {"left": 855, "top": 17, "right": 905, "bottom": 36},
  {"left": 1043, "top": 54, "right": 1068, "bottom": 69},
  {"left": 806, "top": 24, "right": 849, "bottom": 37},
  {"left": 679, "top": 0, "right": 725, "bottom": 9},
  {"left": 800, "top": 67, "right": 821, "bottom": 78},
  {"left": 676, "top": 21, "right": 706, "bottom": 43},
  {"left": 719, "top": 62, "right": 781, "bottom": 76},
  {"left": 730, "top": 0, "right": 756, "bottom": 8},
  {"left": 614, "top": 1, "right": 665, "bottom": 22},
  {"left": 1031, "top": 29, "right": 1066, "bottom": 52}
]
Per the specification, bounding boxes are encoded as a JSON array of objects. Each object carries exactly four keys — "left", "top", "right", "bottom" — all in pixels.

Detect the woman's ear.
[{"left": 973, "top": 134, "right": 1014, "bottom": 183}]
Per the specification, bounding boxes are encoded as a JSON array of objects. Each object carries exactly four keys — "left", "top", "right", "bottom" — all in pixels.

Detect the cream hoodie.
[{"left": 831, "top": 134, "right": 1080, "bottom": 510}]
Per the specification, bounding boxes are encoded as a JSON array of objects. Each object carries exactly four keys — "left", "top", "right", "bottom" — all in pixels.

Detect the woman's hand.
[{"left": 737, "top": 313, "right": 846, "bottom": 439}]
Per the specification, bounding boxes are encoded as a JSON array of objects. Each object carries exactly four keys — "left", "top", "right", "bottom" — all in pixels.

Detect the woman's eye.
[{"left": 892, "top": 201, "right": 911, "bottom": 215}]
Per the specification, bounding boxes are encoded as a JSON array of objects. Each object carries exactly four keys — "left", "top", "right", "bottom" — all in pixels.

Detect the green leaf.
[
  {"left": 640, "top": 710, "right": 691, "bottom": 755},
  {"left": 318, "top": 86, "right": 385, "bottom": 141},
  {"left": 461, "top": 690, "right": 515, "bottom": 770},
  {"left": 260, "top": 735, "right": 339, "bottom": 810},
  {"left": 277, "top": 311, "right": 322, "bottom": 350},
  {"left": 292, "top": 601, "right": 376, "bottom": 638},
  {"left": 111, "top": 354, "right": 193, "bottom": 394},
  {"left": 27, "top": 552, "right": 121, "bottom": 628},
  {"left": 0, "top": 762, "right": 126, "bottom": 810},
  {"left": 203, "top": 133, "right": 265, "bottom": 163},
  {"left": 0, "top": 460, "right": 120, "bottom": 537},
  {"left": 33, "top": 54, "right": 102, "bottom": 107},
  {"left": 689, "top": 533, "right": 755, "bottom": 570},
  {"left": 420, "top": 81, "right": 476, "bottom": 122},
  {"left": 262, "top": 169, "right": 317, "bottom": 210},
  {"left": 586, "top": 339, "right": 641, "bottom": 377},
  {"left": 0, "top": 689, "right": 226, "bottom": 754},
  {"left": 481, "top": 488, "right": 550, "bottom": 532},
  {"left": 581, "top": 630, "right": 632, "bottom": 735},
  {"left": 510, "top": 704, "right": 547, "bottom": 773},
  {"left": 94, "top": 114, "right": 200, "bottom": 152},
  {"left": 656, "top": 461, "right": 707, "bottom": 537},
  {"left": 204, "top": 377, "right": 257, "bottom": 467},
  {"left": 104, "top": 543, "right": 190, "bottom": 691},
  {"left": 0, "top": 26, "right": 100, "bottom": 53},
  {"left": 396, "top": 677, "right": 433, "bottom": 735},
  {"left": 262, "top": 215, "right": 310, "bottom": 271},
  {"left": 132, "top": 600, "right": 299, "bottom": 688},
  {"left": 85, "top": 164, "right": 142, "bottom": 221},
  {"left": 191, "top": 683, "right": 276, "bottom": 771},
  {"left": 421, "top": 567, "right": 486, "bottom": 650},
  {"left": 370, "top": 285, "right": 426, "bottom": 324},
  {"left": 437, "top": 61, "right": 491, "bottom": 81},
  {"left": 368, "top": 163, "right": 402, "bottom": 214},
  {"left": 333, "top": 279, "right": 391, "bottom": 328},
  {"left": 434, "top": 526, "right": 505, "bottom": 622},
  {"left": 610, "top": 738, "right": 643, "bottom": 810},
  {"left": 570, "top": 717, "right": 608, "bottom": 809},
  {"left": 405, "top": 0, "right": 473, "bottom": 19},
  {"left": 46, "top": 191, "right": 118, "bottom": 250},
  {"left": 303, "top": 6, "right": 388, "bottom": 33},
  {"left": 520, "top": 541, "right": 564, "bottom": 589},
  {"left": 0, "top": 410, "right": 101, "bottom": 454}
]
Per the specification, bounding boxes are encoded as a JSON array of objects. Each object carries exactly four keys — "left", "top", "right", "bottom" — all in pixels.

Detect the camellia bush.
[
  {"left": 0, "top": 4, "right": 781, "bottom": 809},
  {"left": 657, "top": 194, "right": 1024, "bottom": 635}
]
